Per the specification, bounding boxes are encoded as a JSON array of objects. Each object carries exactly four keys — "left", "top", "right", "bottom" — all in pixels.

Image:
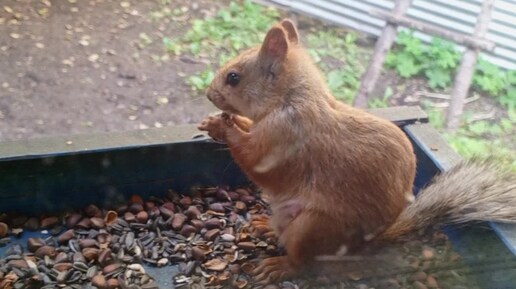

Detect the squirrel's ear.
[
  {"left": 280, "top": 19, "right": 299, "bottom": 44},
  {"left": 259, "top": 26, "right": 289, "bottom": 61}
]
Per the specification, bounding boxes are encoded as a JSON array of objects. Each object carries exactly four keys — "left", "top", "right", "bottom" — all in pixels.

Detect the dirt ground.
[
  {"left": 0, "top": 0, "right": 230, "bottom": 142},
  {"left": 0, "top": 0, "right": 509, "bottom": 143}
]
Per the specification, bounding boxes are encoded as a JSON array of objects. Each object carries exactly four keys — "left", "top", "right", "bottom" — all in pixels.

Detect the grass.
[
  {"left": 159, "top": 0, "right": 515, "bottom": 170},
  {"left": 424, "top": 106, "right": 516, "bottom": 171},
  {"left": 161, "top": 0, "right": 366, "bottom": 101}
]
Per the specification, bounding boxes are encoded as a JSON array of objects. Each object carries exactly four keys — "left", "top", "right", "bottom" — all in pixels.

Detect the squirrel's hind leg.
[{"left": 253, "top": 210, "right": 350, "bottom": 285}]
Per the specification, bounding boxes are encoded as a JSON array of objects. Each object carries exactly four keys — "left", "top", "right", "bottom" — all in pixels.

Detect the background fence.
[{"left": 263, "top": 0, "right": 516, "bottom": 70}]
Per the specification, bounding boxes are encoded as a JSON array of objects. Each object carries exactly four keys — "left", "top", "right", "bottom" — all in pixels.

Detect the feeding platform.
[{"left": 0, "top": 106, "right": 515, "bottom": 289}]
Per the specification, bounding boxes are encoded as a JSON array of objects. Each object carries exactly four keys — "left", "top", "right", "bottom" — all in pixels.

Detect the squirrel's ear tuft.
[
  {"left": 259, "top": 26, "right": 289, "bottom": 60},
  {"left": 280, "top": 19, "right": 299, "bottom": 44}
]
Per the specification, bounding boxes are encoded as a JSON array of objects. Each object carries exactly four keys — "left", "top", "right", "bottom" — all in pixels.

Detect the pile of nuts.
[
  {"left": 0, "top": 186, "right": 487, "bottom": 289},
  {"left": 0, "top": 186, "right": 281, "bottom": 289}
]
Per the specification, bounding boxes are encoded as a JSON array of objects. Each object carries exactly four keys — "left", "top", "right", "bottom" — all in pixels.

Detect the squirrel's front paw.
[{"left": 197, "top": 114, "right": 227, "bottom": 142}]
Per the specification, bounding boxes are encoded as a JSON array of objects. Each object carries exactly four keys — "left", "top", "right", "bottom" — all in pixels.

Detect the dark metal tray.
[{"left": 1, "top": 106, "right": 515, "bottom": 288}]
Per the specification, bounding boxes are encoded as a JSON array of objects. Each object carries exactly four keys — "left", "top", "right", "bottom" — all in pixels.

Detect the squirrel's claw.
[
  {"left": 249, "top": 214, "right": 276, "bottom": 239},
  {"left": 253, "top": 256, "right": 295, "bottom": 285}
]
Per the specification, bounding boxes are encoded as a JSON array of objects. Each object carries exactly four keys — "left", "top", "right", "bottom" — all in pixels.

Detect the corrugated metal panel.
[{"left": 264, "top": 0, "right": 516, "bottom": 70}]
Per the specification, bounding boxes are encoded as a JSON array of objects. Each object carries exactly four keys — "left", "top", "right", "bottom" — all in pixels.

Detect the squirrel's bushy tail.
[{"left": 381, "top": 159, "right": 516, "bottom": 240}]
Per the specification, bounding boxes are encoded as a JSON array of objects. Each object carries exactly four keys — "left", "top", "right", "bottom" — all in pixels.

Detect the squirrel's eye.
[{"left": 226, "top": 72, "right": 240, "bottom": 87}]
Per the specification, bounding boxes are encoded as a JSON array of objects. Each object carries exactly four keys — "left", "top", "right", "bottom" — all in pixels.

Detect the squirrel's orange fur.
[{"left": 198, "top": 19, "right": 516, "bottom": 284}]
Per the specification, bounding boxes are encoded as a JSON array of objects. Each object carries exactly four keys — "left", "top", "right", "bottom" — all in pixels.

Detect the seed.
[
  {"left": 209, "top": 203, "right": 225, "bottom": 213},
  {"left": 191, "top": 247, "right": 206, "bottom": 262},
  {"left": 179, "top": 196, "right": 192, "bottom": 207},
  {"left": 180, "top": 260, "right": 196, "bottom": 277},
  {"left": 86, "top": 266, "right": 98, "bottom": 278},
  {"left": 162, "top": 201, "right": 176, "bottom": 211},
  {"left": 204, "top": 258, "right": 227, "bottom": 271},
  {"left": 56, "top": 269, "right": 71, "bottom": 284},
  {"left": 73, "top": 252, "right": 86, "bottom": 263},
  {"left": 103, "top": 263, "right": 122, "bottom": 276},
  {"left": 40, "top": 216, "right": 59, "bottom": 229},
  {"left": 127, "top": 263, "right": 145, "bottom": 273},
  {"left": 228, "top": 191, "right": 240, "bottom": 201},
  {"left": 234, "top": 201, "right": 247, "bottom": 214},
  {"left": 107, "top": 278, "right": 119, "bottom": 288},
  {"left": 204, "top": 228, "right": 220, "bottom": 241},
  {"left": 124, "top": 232, "right": 135, "bottom": 249},
  {"left": 55, "top": 252, "right": 69, "bottom": 263},
  {"left": 69, "top": 239, "right": 81, "bottom": 253},
  {"left": 97, "top": 232, "right": 112, "bottom": 244},
  {"left": 82, "top": 247, "right": 99, "bottom": 261},
  {"left": 136, "top": 211, "right": 148, "bottom": 223},
  {"left": 90, "top": 217, "right": 105, "bottom": 229},
  {"left": 237, "top": 232, "right": 251, "bottom": 242},
  {"left": 35, "top": 246, "right": 57, "bottom": 258},
  {"left": 216, "top": 189, "right": 231, "bottom": 201},
  {"left": 57, "top": 229, "right": 75, "bottom": 244},
  {"left": 124, "top": 212, "right": 136, "bottom": 222},
  {"left": 205, "top": 218, "right": 221, "bottom": 230},
  {"left": 235, "top": 188, "right": 250, "bottom": 196},
  {"left": 172, "top": 214, "right": 187, "bottom": 230},
  {"left": 159, "top": 206, "right": 174, "bottom": 219},
  {"left": 98, "top": 248, "right": 113, "bottom": 265},
  {"left": 92, "top": 274, "right": 108, "bottom": 289},
  {"left": 180, "top": 225, "right": 196, "bottom": 237},
  {"left": 104, "top": 211, "right": 118, "bottom": 226},
  {"left": 65, "top": 214, "right": 82, "bottom": 228},
  {"left": 72, "top": 261, "right": 88, "bottom": 274},
  {"left": 27, "top": 238, "right": 45, "bottom": 252},
  {"left": 240, "top": 195, "right": 255, "bottom": 205},
  {"left": 79, "top": 238, "right": 97, "bottom": 248},
  {"left": 221, "top": 233, "right": 235, "bottom": 242},
  {"left": 76, "top": 218, "right": 92, "bottom": 229},
  {"left": 190, "top": 219, "right": 204, "bottom": 231},
  {"left": 53, "top": 262, "right": 73, "bottom": 272},
  {"left": 7, "top": 259, "right": 28, "bottom": 269},
  {"left": 184, "top": 206, "right": 201, "bottom": 220},
  {"left": 157, "top": 258, "right": 168, "bottom": 267},
  {"left": 237, "top": 242, "right": 256, "bottom": 252}
]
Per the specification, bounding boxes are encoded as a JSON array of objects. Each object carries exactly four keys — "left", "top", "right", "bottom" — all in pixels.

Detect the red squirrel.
[{"left": 197, "top": 19, "right": 516, "bottom": 284}]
